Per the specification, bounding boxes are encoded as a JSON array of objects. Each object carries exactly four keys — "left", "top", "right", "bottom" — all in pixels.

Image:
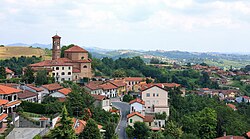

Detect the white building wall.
[
  {"left": 130, "top": 102, "right": 144, "bottom": 114},
  {"left": 49, "top": 92, "right": 66, "bottom": 98},
  {"left": 52, "top": 66, "right": 73, "bottom": 83}
]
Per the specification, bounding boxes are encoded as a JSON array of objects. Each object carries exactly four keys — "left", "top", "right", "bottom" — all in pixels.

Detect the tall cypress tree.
[
  {"left": 79, "top": 118, "right": 101, "bottom": 139},
  {"left": 23, "top": 66, "right": 35, "bottom": 84}
]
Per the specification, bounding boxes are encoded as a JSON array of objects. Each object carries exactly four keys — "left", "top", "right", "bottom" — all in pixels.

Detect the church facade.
[{"left": 29, "top": 34, "right": 92, "bottom": 83}]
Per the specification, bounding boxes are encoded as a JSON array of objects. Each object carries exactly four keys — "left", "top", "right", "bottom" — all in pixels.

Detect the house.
[
  {"left": 56, "top": 117, "right": 104, "bottom": 135},
  {"left": 41, "top": 83, "right": 63, "bottom": 94},
  {"left": 91, "top": 94, "right": 111, "bottom": 111},
  {"left": 99, "top": 83, "right": 118, "bottom": 98},
  {"left": 18, "top": 90, "right": 38, "bottom": 102},
  {"left": 227, "top": 104, "right": 237, "bottom": 111},
  {"left": 127, "top": 112, "right": 144, "bottom": 127},
  {"left": 84, "top": 81, "right": 103, "bottom": 95},
  {"left": 28, "top": 34, "right": 92, "bottom": 83},
  {"left": 141, "top": 85, "right": 169, "bottom": 117},
  {"left": 0, "top": 99, "right": 8, "bottom": 128},
  {"left": 129, "top": 98, "right": 145, "bottom": 114},
  {"left": 132, "top": 81, "right": 147, "bottom": 93},
  {"left": 124, "top": 77, "right": 144, "bottom": 91},
  {"left": 0, "top": 85, "right": 22, "bottom": 114},
  {"left": 219, "top": 90, "right": 238, "bottom": 100},
  {"left": 20, "top": 84, "right": 44, "bottom": 103},
  {"left": 5, "top": 67, "right": 14, "bottom": 79},
  {"left": 109, "top": 79, "right": 126, "bottom": 96},
  {"left": 236, "top": 96, "right": 250, "bottom": 103},
  {"left": 50, "top": 88, "right": 71, "bottom": 98}
]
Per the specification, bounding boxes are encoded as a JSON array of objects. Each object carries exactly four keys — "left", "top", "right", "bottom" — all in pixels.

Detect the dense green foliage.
[
  {"left": 79, "top": 118, "right": 101, "bottom": 139},
  {"left": 22, "top": 66, "right": 35, "bottom": 84},
  {"left": 126, "top": 122, "right": 150, "bottom": 139},
  {"left": 169, "top": 89, "right": 250, "bottom": 138},
  {"left": 0, "top": 66, "right": 6, "bottom": 79},
  {"left": 35, "top": 70, "right": 48, "bottom": 85},
  {"left": 122, "top": 94, "right": 134, "bottom": 102},
  {"left": 0, "top": 56, "right": 42, "bottom": 75},
  {"left": 104, "top": 122, "right": 116, "bottom": 139},
  {"left": 50, "top": 105, "right": 77, "bottom": 139}
]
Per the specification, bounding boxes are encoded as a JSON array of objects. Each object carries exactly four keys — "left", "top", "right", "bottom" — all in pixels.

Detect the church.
[{"left": 29, "top": 34, "right": 92, "bottom": 83}]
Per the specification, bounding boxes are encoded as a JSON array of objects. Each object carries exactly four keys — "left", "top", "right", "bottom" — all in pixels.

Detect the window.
[
  {"left": 68, "top": 78, "right": 71, "bottom": 81},
  {"left": 81, "top": 56, "right": 84, "bottom": 60},
  {"left": 83, "top": 65, "right": 87, "bottom": 68},
  {"left": 156, "top": 94, "right": 159, "bottom": 97},
  {"left": 149, "top": 122, "right": 151, "bottom": 126},
  {"left": 153, "top": 93, "right": 155, "bottom": 97},
  {"left": 52, "top": 73, "right": 55, "bottom": 76},
  {"left": 146, "top": 93, "right": 150, "bottom": 97},
  {"left": 68, "top": 67, "right": 71, "bottom": 70},
  {"left": 75, "top": 76, "right": 78, "bottom": 79},
  {"left": 56, "top": 72, "right": 59, "bottom": 75},
  {"left": 130, "top": 119, "right": 133, "bottom": 123},
  {"left": 61, "top": 78, "right": 65, "bottom": 81},
  {"left": 56, "top": 67, "right": 59, "bottom": 70},
  {"left": 68, "top": 72, "right": 71, "bottom": 75},
  {"left": 62, "top": 67, "right": 64, "bottom": 70},
  {"left": 61, "top": 72, "right": 65, "bottom": 75},
  {"left": 52, "top": 67, "right": 54, "bottom": 70},
  {"left": 13, "top": 95, "right": 17, "bottom": 100},
  {"left": 8, "top": 96, "right": 12, "bottom": 101}
]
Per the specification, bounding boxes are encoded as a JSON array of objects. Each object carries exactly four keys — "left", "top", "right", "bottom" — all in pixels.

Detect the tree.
[
  {"left": 22, "top": 66, "right": 35, "bottom": 84},
  {"left": 0, "top": 66, "right": 6, "bottom": 79},
  {"left": 104, "top": 122, "right": 116, "bottom": 139},
  {"left": 164, "top": 120, "right": 183, "bottom": 139},
  {"left": 126, "top": 126, "right": 134, "bottom": 139},
  {"left": 133, "top": 122, "right": 150, "bottom": 139},
  {"left": 61, "top": 44, "right": 74, "bottom": 57},
  {"left": 35, "top": 69, "right": 48, "bottom": 85},
  {"left": 50, "top": 105, "right": 77, "bottom": 139},
  {"left": 149, "top": 131, "right": 165, "bottom": 139},
  {"left": 122, "top": 94, "right": 133, "bottom": 102},
  {"left": 79, "top": 118, "right": 101, "bottom": 139},
  {"left": 112, "top": 69, "right": 126, "bottom": 77},
  {"left": 150, "top": 58, "right": 160, "bottom": 64}
]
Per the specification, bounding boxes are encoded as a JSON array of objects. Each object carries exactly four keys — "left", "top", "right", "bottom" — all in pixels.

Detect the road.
[
  {"left": 6, "top": 128, "right": 45, "bottom": 139},
  {"left": 112, "top": 101, "right": 130, "bottom": 139}
]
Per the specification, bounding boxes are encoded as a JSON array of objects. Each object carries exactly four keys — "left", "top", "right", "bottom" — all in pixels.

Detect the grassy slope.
[{"left": 0, "top": 46, "right": 51, "bottom": 60}]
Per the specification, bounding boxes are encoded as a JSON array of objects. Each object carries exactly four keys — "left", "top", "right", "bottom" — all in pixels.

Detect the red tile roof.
[
  {"left": 52, "top": 34, "right": 61, "bottom": 38},
  {"left": 58, "top": 97, "right": 66, "bottom": 102},
  {"left": 57, "top": 88, "right": 71, "bottom": 95},
  {"left": 0, "top": 99, "right": 9, "bottom": 105},
  {"left": 129, "top": 98, "right": 145, "bottom": 105},
  {"left": 215, "top": 136, "right": 245, "bottom": 139},
  {"left": 64, "top": 45, "right": 88, "bottom": 53},
  {"left": 0, "top": 113, "right": 8, "bottom": 121},
  {"left": 227, "top": 104, "right": 237, "bottom": 110},
  {"left": 4, "top": 100, "right": 21, "bottom": 108},
  {"left": 127, "top": 112, "right": 145, "bottom": 119},
  {"left": 26, "top": 84, "right": 44, "bottom": 92},
  {"left": 70, "top": 59, "right": 92, "bottom": 63},
  {"left": 18, "top": 90, "right": 37, "bottom": 99},
  {"left": 30, "top": 59, "right": 73, "bottom": 67},
  {"left": 0, "top": 85, "right": 22, "bottom": 95},
  {"left": 246, "top": 131, "right": 250, "bottom": 138},
  {"left": 42, "top": 83, "right": 63, "bottom": 91},
  {"left": 99, "top": 83, "right": 117, "bottom": 90},
  {"left": 91, "top": 94, "right": 106, "bottom": 101},
  {"left": 5, "top": 67, "right": 14, "bottom": 74},
  {"left": 141, "top": 84, "right": 167, "bottom": 92},
  {"left": 39, "top": 116, "right": 48, "bottom": 121},
  {"left": 85, "top": 81, "right": 103, "bottom": 90},
  {"left": 124, "top": 77, "right": 144, "bottom": 82},
  {"left": 144, "top": 115, "right": 154, "bottom": 122},
  {"left": 242, "top": 96, "right": 250, "bottom": 100},
  {"left": 109, "top": 80, "right": 126, "bottom": 87}
]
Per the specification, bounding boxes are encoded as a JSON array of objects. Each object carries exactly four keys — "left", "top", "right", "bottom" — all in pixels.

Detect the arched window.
[
  {"left": 68, "top": 72, "right": 71, "bottom": 75},
  {"left": 61, "top": 72, "right": 65, "bottom": 75},
  {"left": 81, "top": 56, "right": 84, "bottom": 60},
  {"left": 83, "top": 65, "right": 87, "bottom": 68}
]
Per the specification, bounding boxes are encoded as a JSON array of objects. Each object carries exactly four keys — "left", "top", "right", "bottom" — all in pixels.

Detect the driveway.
[
  {"left": 6, "top": 128, "right": 45, "bottom": 139},
  {"left": 112, "top": 101, "right": 130, "bottom": 139}
]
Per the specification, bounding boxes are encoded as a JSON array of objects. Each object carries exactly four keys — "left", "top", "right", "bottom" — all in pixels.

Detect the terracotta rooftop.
[
  {"left": 57, "top": 88, "right": 71, "bottom": 95},
  {"left": 144, "top": 115, "right": 154, "bottom": 122},
  {"left": 85, "top": 81, "right": 103, "bottom": 90},
  {"left": 124, "top": 77, "right": 144, "bottom": 82},
  {"left": 0, "top": 113, "right": 8, "bottom": 121},
  {"left": 52, "top": 34, "right": 61, "bottom": 38},
  {"left": 227, "top": 104, "right": 237, "bottom": 110},
  {"left": 99, "top": 83, "right": 117, "bottom": 90},
  {"left": 215, "top": 136, "right": 245, "bottom": 139},
  {"left": 64, "top": 45, "right": 88, "bottom": 53},
  {"left": 18, "top": 90, "right": 37, "bottom": 99},
  {"left": 129, "top": 98, "right": 145, "bottom": 105},
  {"left": 0, "top": 99, "right": 9, "bottom": 106},
  {"left": 26, "top": 84, "right": 44, "bottom": 92},
  {"left": 91, "top": 94, "right": 106, "bottom": 101},
  {"left": 0, "top": 83, "right": 19, "bottom": 88},
  {"left": 4, "top": 100, "right": 21, "bottom": 108},
  {"left": 5, "top": 67, "right": 14, "bottom": 74},
  {"left": 30, "top": 58, "right": 73, "bottom": 67},
  {"left": 42, "top": 83, "right": 63, "bottom": 91},
  {"left": 109, "top": 80, "right": 126, "bottom": 87},
  {"left": 127, "top": 112, "right": 145, "bottom": 119},
  {"left": 39, "top": 116, "right": 48, "bottom": 121},
  {"left": 0, "top": 85, "right": 22, "bottom": 95}
]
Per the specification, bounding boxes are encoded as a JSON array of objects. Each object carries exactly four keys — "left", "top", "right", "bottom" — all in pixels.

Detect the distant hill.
[{"left": 0, "top": 46, "right": 50, "bottom": 60}]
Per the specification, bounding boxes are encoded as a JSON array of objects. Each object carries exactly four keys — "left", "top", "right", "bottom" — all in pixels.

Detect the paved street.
[
  {"left": 112, "top": 101, "right": 130, "bottom": 139},
  {"left": 6, "top": 128, "right": 45, "bottom": 139}
]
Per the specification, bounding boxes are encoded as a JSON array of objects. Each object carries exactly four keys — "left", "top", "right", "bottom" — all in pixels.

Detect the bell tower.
[{"left": 52, "top": 34, "right": 61, "bottom": 60}]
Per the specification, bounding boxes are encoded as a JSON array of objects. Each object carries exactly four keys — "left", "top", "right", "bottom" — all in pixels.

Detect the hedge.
[{"left": 20, "top": 101, "right": 62, "bottom": 114}]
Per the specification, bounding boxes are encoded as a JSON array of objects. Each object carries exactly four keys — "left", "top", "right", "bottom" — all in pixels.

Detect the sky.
[{"left": 1, "top": 0, "right": 250, "bottom": 53}]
